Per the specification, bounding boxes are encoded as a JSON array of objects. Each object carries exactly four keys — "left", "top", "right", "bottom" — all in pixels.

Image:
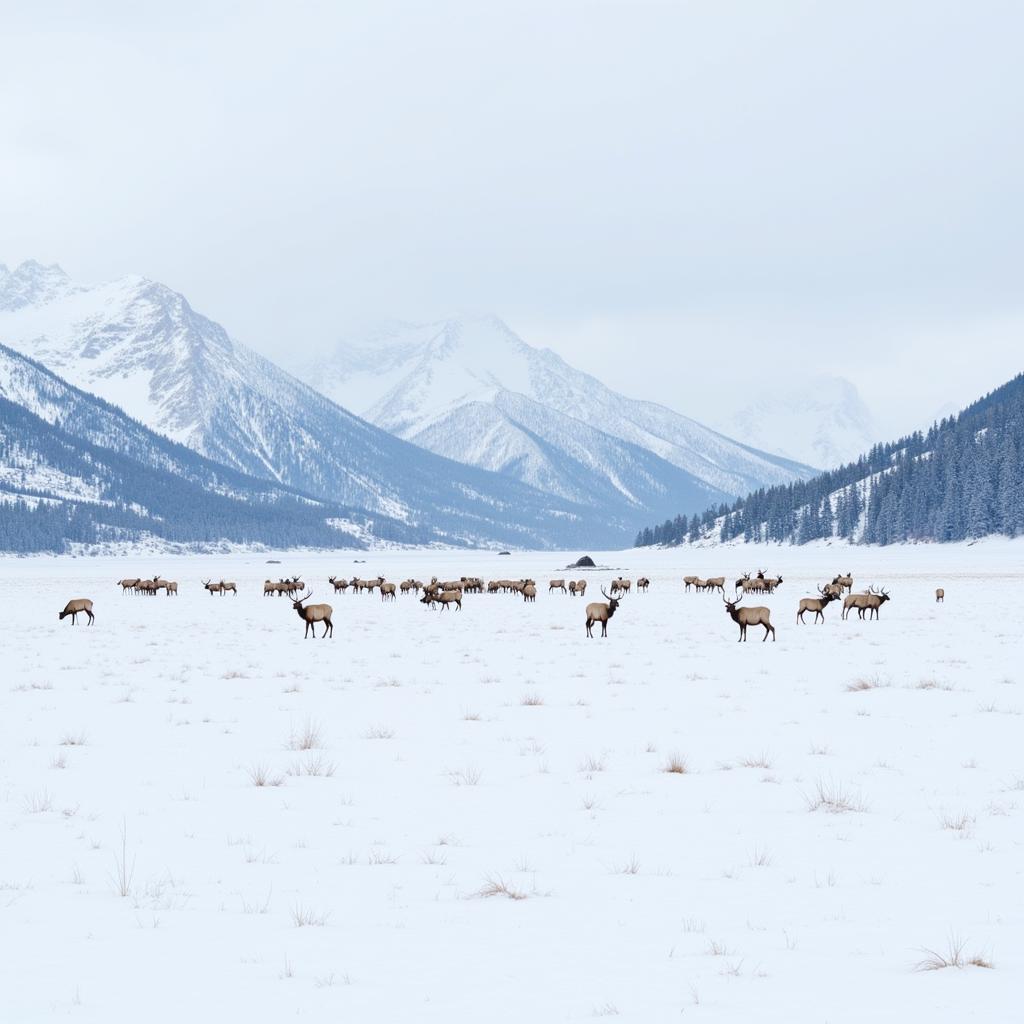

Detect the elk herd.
[{"left": 53, "top": 564, "right": 933, "bottom": 643}]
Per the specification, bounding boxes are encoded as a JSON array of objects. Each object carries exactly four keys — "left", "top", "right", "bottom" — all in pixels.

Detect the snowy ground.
[{"left": 1, "top": 541, "right": 1021, "bottom": 1022}]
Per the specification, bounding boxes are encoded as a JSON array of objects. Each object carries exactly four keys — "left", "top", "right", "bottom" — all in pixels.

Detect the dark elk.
[
  {"left": 59, "top": 598, "right": 95, "bottom": 625},
  {"left": 292, "top": 590, "right": 333, "bottom": 638},
  {"left": 585, "top": 587, "right": 621, "bottom": 638},
  {"left": 722, "top": 595, "right": 775, "bottom": 642},
  {"left": 636, "top": 577, "right": 650, "bottom": 592}
]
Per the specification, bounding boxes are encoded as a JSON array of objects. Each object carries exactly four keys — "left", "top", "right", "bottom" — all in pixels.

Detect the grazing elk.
[
  {"left": 523, "top": 584, "right": 537, "bottom": 602},
  {"left": 722, "top": 595, "right": 775, "bottom": 642},
  {"left": 797, "top": 586, "right": 838, "bottom": 624},
  {"left": 59, "top": 598, "right": 95, "bottom": 625},
  {"left": 292, "top": 590, "right": 333, "bottom": 638},
  {"left": 548, "top": 579, "right": 567, "bottom": 594},
  {"left": 420, "top": 589, "right": 462, "bottom": 611},
  {"left": 936, "top": 587, "right": 944, "bottom": 603},
  {"left": 585, "top": 587, "right": 621, "bottom": 638},
  {"left": 116, "top": 578, "right": 140, "bottom": 594}
]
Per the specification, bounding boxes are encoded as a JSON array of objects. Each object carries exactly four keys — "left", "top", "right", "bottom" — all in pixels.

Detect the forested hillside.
[{"left": 636, "top": 373, "right": 1024, "bottom": 547}]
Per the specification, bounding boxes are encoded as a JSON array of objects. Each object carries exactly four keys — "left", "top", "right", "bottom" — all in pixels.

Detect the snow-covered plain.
[{"left": 1, "top": 542, "right": 1020, "bottom": 1022}]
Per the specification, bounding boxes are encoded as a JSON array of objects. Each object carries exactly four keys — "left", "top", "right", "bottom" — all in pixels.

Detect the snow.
[{"left": 1, "top": 542, "right": 1020, "bottom": 1021}]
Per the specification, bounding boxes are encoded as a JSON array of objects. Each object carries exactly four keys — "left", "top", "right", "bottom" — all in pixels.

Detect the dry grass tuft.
[
  {"left": 363, "top": 724, "right": 395, "bottom": 740},
  {"left": 247, "top": 763, "right": 285, "bottom": 788},
  {"left": 472, "top": 875, "right": 528, "bottom": 900},
  {"left": 661, "top": 754, "right": 689, "bottom": 775},
  {"left": 914, "top": 935, "right": 993, "bottom": 972},
  {"left": 288, "top": 718, "right": 324, "bottom": 750},
  {"left": 449, "top": 766, "right": 482, "bottom": 786},
  {"left": 846, "top": 675, "right": 887, "bottom": 692},
  {"left": 292, "top": 903, "right": 330, "bottom": 927},
  {"left": 520, "top": 693, "right": 544, "bottom": 706},
  {"left": 805, "top": 778, "right": 868, "bottom": 814}
]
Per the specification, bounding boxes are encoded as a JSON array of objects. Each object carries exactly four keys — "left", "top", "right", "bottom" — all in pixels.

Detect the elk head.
[
  {"left": 292, "top": 589, "right": 313, "bottom": 611},
  {"left": 599, "top": 587, "right": 620, "bottom": 611}
]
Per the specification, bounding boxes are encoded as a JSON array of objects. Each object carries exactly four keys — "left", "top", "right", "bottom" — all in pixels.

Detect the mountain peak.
[{"left": 0, "top": 260, "right": 72, "bottom": 311}]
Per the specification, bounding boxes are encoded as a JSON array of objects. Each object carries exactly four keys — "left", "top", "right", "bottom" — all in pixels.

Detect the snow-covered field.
[{"left": 1, "top": 542, "right": 1021, "bottom": 1022}]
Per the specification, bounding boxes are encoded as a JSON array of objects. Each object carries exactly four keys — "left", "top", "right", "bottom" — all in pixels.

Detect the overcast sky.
[{"left": 2, "top": 1, "right": 1022, "bottom": 438}]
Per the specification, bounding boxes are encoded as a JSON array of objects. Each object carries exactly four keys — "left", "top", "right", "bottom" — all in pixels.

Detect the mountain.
[
  {"left": 0, "top": 343, "right": 427, "bottom": 553},
  {"left": 636, "top": 371, "right": 1024, "bottom": 547},
  {"left": 715, "top": 375, "right": 879, "bottom": 471},
  {"left": 0, "top": 261, "right": 607, "bottom": 549},
  {"left": 297, "top": 316, "right": 816, "bottom": 527}
]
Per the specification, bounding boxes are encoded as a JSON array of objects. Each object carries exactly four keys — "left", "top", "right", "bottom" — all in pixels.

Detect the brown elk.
[
  {"left": 842, "top": 586, "right": 890, "bottom": 621},
  {"left": 59, "top": 598, "right": 94, "bottom": 625},
  {"left": 421, "top": 590, "right": 462, "bottom": 611},
  {"left": 822, "top": 582, "right": 843, "bottom": 598},
  {"left": 328, "top": 576, "right": 349, "bottom": 593},
  {"left": 936, "top": 587, "right": 944, "bottom": 603},
  {"left": 523, "top": 584, "right": 537, "bottom": 602},
  {"left": 264, "top": 580, "right": 278, "bottom": 596},
  {"left": 636, "top": 577, "right": 650, "bottom": 592},
  {"left": 116, "top": 578, "right": 140, "bottom": 594},
  {"left": 136, "top": 579, "right": 157, "bottom": 596},
  {"left": 610, "top": 577, "right": 631, "bottom": 596},
  {"left": 575, "top": 579, "right": 587, "bottom": 597},
  {"left": 704, "top": 576, "right": 725, "bottom": 594},
  {"left": 203, "top": 579, "right": 236, "bottom": 596},
  {"left": 763, "top": 576, "right": 783, "bottom": 593},
  {"left": 380, "top": 582, "right": 397, "bottom": 601},
  {"left": 797, "top": 586, "right": 838, "bottom": 624},
  {"left": 292, "top": 590, "right": 333, "bottom": 638},
  {"left": 585, "top": 587, "right": 621, "bottom": 638},
  {"left": 166, "top": 581, "right": 178, "bottom": 596},
  {"left": 151, "top": 576, "right": 174, "bottom": 595},
  {"left": 400, "top": 580, "right": 414, "bottom": 594},
  {"left": 722, "top": 595, "right": 775, "bottom": 642},
  {"left": 683, "top": 575, "right": 699, "bottom": 592},
  {"left": 832, "top": 573, "right": 853, "bottom": 594},
  {"left": 548, "top": 579, "right": 567, "bottom": 594}
]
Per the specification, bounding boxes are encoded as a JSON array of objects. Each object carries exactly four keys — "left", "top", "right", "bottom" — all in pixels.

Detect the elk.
[
  {"left": 574, "top": 579, "right": 586, "bottom": 597},
  {"left": 203, "top": 579, "right": 236, "bottom": 596},
  {"left": 136, "top": 579, "right": 157, "bottom": 596},
  {"left": 683, "top": 575, "right": 699, "bottom": 592},
  {"left": 822, "top": 582, "right": 843, "bottom": 598},
  {"left": 151, "top": 576, "right": 173, "bottom": 595},
  {"left": 380, "top": 582, "right": 397, "bottom": 601},
  {"left": 328, "top": 575, "right": 349, "bottom": 593},
  {"left": 400, "top": 580, "right": 414, "bottom": 594},
  {"left": 936, "top": 587, "right": 944, "bottom": 603},
  {"left": 797, "top": 586, "right": 838, "bottom": 624},
  {"left": 523, "top": 584, "right": 537, "bottom": 602},
  {"left": 59, "top": 598, "right": 94, "bottom": 625},
  {"left": 548, "top": 579, "right": 567, "bottom": 594},
  {"left": 166, "top": 581, "right": 178, "bottom": 596},
  {"left": 585, "top": 587, "right": 621, "bottom": 638},
  {"left": 636, "top": 577, "right": 650, "bottom": 592},
  {"left": 292, "top": 590, "right": 333, "bottom": 638},
  {"left": 116, "top": 578, "right": 140, "bottom": 594},
  {"left": 264, "top": 579, "right": 278, "bottom": 596},
  {"left": 722, "top": 595, "right": 775, "bottom": 642},
  {"left": 763, "top": 576, "right": 784, "bottom": 593},
  {"left": 610, "top": 577, "right": 631, "bottom": 596},
  {"left": 832, "top": 573, "right": 853, "bottom": 594},
  {"left": 420, "top": 589, "right": 462, "bottom": 611},
  {"left": 704, "top": 576, "right": 725, "bottom": 594},
  {"left": 842, "top": 586, "right": 890, "bottom": 621}
]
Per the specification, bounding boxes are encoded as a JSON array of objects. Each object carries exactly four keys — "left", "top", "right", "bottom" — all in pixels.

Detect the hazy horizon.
[{"left": 3, "top": 1, "right": 1022, "bottom": 443}]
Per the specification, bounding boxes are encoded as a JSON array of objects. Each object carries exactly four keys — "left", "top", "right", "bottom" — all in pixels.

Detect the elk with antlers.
[
  {"left": 59, "top": 598, "right": 94, "bottom": 625},
  {"left": 116, "top": 578, "right": 140, "bottom": 594},
  {"left": 797, "top": 586, "right": 838, "bottom": 624},
  {"left": 585, "top": 587, "right": 621, "bottom": 638},
  {"left": 420, "top": 589, "right": 462, "bottom": 611},
  {"left": 722, "top": 594, "right": 775, "bottom": 642},
  {"left": 842, "top": 586, "right": 890, "bottom": 621},
  {"left": 291, "top": 590, "right": 333, "bottom": 638}
]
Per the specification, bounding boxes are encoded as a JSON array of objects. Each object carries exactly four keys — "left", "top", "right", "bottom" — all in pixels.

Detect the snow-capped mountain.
[
  {"left": 300, "top": 316, "right": 816, "bottom": 525},
  {"left": 0, "top": 262, "right": 602, "bottom": 549},
  {"left": 717, "top": 376, "right": 879, "bottom": 471},
  {"left": 0, "top": 342, "right": 427, "bottom": 551}
]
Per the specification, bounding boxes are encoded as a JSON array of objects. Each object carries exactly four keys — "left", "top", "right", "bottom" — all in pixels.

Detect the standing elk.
[
  {"left": 636, "top": 577, "right": 650, "bottom": 592},
  {"left": 797, "top": 586, "right": 838, "bottom": 624},
  {"left": 420, "top": 590, "right": 462, "bottom": 611},
  {"left": 523, "top": 584, "right": 537, "bottom": 602},
  {"left": 292, "top": 590, "right": 333, "bottom": 638},
  {"left": 380, "top": 582, "right": 397, "bottom": 601},
  {"left": 704, "top": 576, "right": 725, "bottom": 595},
  {"left": 264, "top": 580, "right": 278, "bottom": 596},
  {"left": 722, "top": 595, "right": 775, "bottom": 642},
  {"left": 328, "top": 576, "right": 349, "bottom": 593},
  {"left": 166, "top": 581, "right": 178, "bottom": 596},
  {"left": 585, "top": 587, "right": 621, "bottom": 638},
  {"left": 548, "top": 579, "right": 567, "bottom": 594},
  {"left": 116, "top": 578, "right": 140, "bottom": 594},
  {"left": 842, "top": 586, "right": 890, "bottom": 621},
  {"left": 832, "top": 573, "right": 853, "bottom": 594},
  {"left": 203, "top": 579, "right": 236, "bottom": 596},
  {"left": 684, "top": 575, "right": 699, "bottom": 592},
  {"left": 59, "top": 598, "right": 94, "bottom": 625},
  {"left": 936, "top": 587, "right": 944, "bottom": 603},
  {"left": 610, "top": 577, "right": 631, "bottom": 596}
]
